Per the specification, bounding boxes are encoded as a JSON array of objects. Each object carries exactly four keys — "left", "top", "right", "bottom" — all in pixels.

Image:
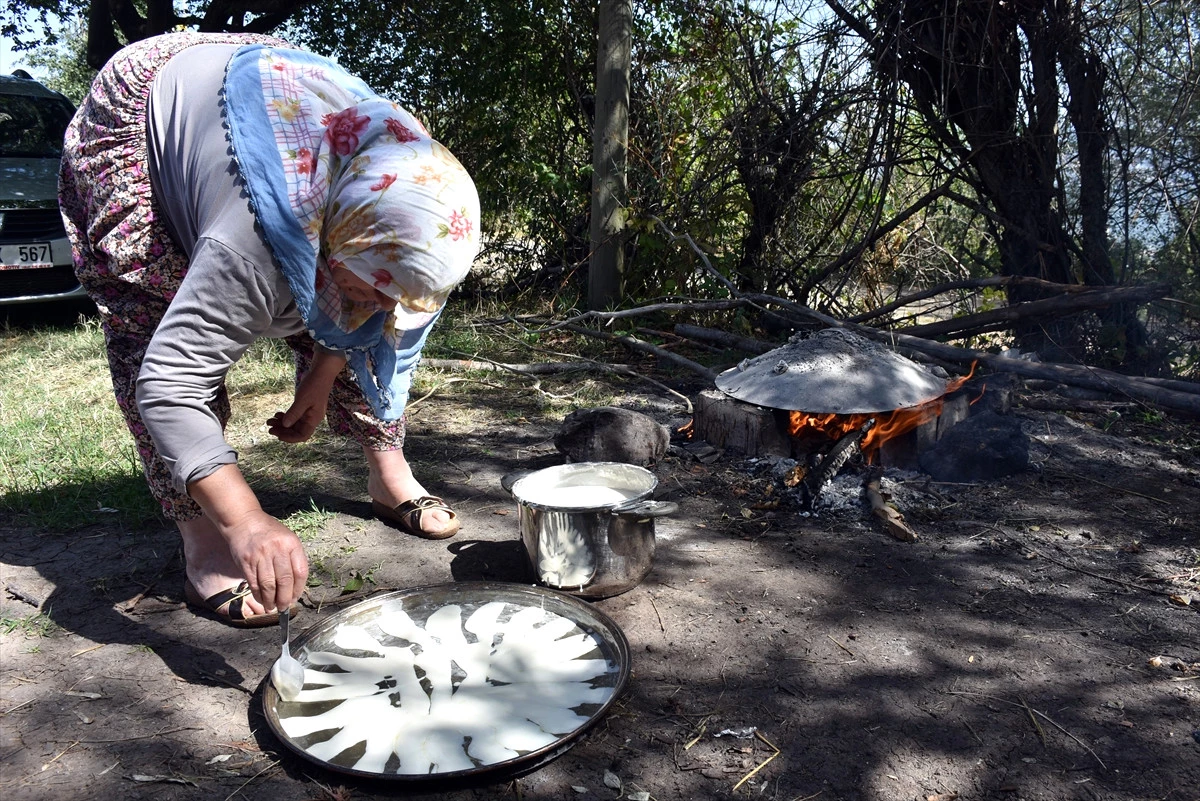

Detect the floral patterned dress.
[{"left": 57, "top": 33, "right": 412, "bottom": 520}]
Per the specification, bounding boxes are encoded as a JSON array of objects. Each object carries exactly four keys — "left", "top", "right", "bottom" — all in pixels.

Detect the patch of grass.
[
  {"left": 223, "top": 340, "right": 368, "bottom": 503},
  {"left": 306, "top": 551, "right": 381, "bottom": 595},
  {"left": 1, "top": 300, "right": 648, "bottom": 532},
  {"left": 0, "top": 320, "right": 343, "bottom": 528},
  {"left": 424, "top": 307, "right": 490, "bottom": 358},
  {"left": 0, "top": 319, "right": 159, "bottom": 529},
  {"left": 226, "top": 338, "right": 296, "bottom": 397},
  {"left": 1, "top": 611, "right": 58, "bottom": 637},
  {"left": 281, "top": 499, "right": 335, "bottom": 542}
]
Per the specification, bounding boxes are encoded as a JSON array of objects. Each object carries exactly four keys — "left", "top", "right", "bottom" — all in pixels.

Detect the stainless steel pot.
[{"left": 502, "top": 463, "right": 677, "bottom": 599}]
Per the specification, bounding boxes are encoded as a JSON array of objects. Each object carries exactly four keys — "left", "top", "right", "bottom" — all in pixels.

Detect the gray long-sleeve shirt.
[{"left": 137, "top": 43, "right": 308, "bottom": 492}]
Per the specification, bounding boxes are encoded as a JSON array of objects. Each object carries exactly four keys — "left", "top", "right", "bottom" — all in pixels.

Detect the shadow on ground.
[{"left": 2, "top": 384, "right": 1198, "bottom": 801}]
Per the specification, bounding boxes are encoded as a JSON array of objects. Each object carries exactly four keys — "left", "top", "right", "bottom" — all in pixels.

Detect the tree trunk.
[
  {"left": 588, "top": 0, "right": 632, "bottom": 310},
  {"left": 86, "top": 0, "right": 122, "bottom": 68}
]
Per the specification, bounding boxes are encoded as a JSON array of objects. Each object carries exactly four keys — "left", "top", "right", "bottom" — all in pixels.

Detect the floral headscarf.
[{"left": 223, "top": 45, "right": 480, "bottom": 419}]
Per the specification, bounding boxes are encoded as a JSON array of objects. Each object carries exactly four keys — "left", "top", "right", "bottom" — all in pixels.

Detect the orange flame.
[{"left": 786, "top": 363, "right": 977, "bottom": 460}]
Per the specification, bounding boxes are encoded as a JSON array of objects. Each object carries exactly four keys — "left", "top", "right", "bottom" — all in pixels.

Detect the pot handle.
[
  {"left": 611, "top": 499, "right": 679, "bottom": 519},
  {"left": 500, "top": 470, "right": 533, "bottom": 496}
]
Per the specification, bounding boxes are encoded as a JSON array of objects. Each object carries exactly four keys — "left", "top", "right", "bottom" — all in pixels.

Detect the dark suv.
[{"left": 0, "top": 71, "right": 86, "bottom": 306}]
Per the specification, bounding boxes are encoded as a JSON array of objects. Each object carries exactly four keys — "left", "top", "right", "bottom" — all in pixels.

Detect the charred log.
[{"left": 801, "top": 419, "right": 873, "bottom": 510}]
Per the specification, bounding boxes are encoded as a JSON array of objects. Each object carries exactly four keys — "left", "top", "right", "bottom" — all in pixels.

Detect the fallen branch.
[
  {"left": 692, "top": 291, "right": 1200, "bottom": 416},
  {"left": 1041, "top": 470, "right": 1167, "bottom": 504},
  {"left": 526, "top": 299, "right": 745, "bottom": 332},
  {"left": 1029, "top": 547, "right": 1190, "bottom": 602},
  {"left": 71, "top": 725, "right": 201, "bottom": 744},
  {"left": 406, "top": 376, "right": 516, "bottom": 409},
  {"left": 637, "top": 326, "right": 724, "bottom": 354},
  {"left": 854, "top": 330, "right": 1200, "bottom": 417},
  {"left": 673, "top": 323, "right": 774, "bottom": 355},
  {"left": 849, "top": 275, "right": 1118, "bottom": 325},
  {"left": 4, "top": 584, "right": 44, "bottom": 610},
  {"left": 827, "top": 634, "right": 856, "bottom": 657},
  {"left": 1016, "top": 395, "right": 1140, "bottom": 416},
  {"left": 864, "top": 469, "right": 918, "bottom": 542},
  {"left": 196, "top": 669, "right": 253, "bottom": 695},
  {"left": 448, "top": 331, "right": 696, "bottom": 412},
  {"left": 484, "top": 274, "right": 1198, "bottom": 416},
  {"left": 122, "top": 546, "right": 181, "bottom": 613},
  {"left": 896, "top": 284, "right": 1170, "bottom": 341},
  {"left": 561, "top": 323, "right": 718, "bottom": 381},
  {"left": 422, "top": 358, "right": 594, "bottom": 374},
  {"left": 731, "top": 730, "right": 781, "bottom": 792},
  {"left": 737, "top": 295, "right": 1200, "bottom": 414}
]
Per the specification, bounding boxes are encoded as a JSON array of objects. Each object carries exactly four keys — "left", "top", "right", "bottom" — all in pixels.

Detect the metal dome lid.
[{"left": 715, "top": 328, "right": 949, "bottom": 413}]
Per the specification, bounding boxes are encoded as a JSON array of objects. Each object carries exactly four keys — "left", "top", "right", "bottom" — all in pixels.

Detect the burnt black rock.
[
  {"left": 918, "top": 410, "right": 1030, "bottom": 482},
  {"left": 555, "top": 407, "right": 670, "bottom": 466}
]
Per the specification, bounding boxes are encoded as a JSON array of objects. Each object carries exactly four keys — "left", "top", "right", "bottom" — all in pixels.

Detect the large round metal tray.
[
  {"left": 262, "top": 582, "right": 630, "bottom": 781},
  {"left": 716, "top": 328, "right": 948, "bottom": 413}
]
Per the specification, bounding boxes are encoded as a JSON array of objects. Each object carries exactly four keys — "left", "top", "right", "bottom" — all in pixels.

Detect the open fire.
[{"left": 786, "top": 364, "right": 976, "bottom": 461}]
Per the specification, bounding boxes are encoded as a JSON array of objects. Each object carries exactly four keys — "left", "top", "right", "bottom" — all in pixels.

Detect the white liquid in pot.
[{"left": 518, "top": 483, "right": 640, "bottom": 508}]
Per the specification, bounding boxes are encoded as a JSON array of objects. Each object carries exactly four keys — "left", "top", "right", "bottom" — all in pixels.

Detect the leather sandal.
[
  {"left": 183, "top": 578, "right": 287, "bottom": 629},
  {"left": 372, "top": 496, "right": 461, "bottom": 539}
]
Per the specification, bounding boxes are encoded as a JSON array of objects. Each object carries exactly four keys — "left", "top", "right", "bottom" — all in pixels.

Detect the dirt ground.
[{"left": 2, "top": 370, "right": 1199, "bottom": 801}]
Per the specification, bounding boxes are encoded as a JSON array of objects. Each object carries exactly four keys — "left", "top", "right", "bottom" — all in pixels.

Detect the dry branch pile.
[{"left": 470, "top": 265, "right": 1197, "bottom": 419}]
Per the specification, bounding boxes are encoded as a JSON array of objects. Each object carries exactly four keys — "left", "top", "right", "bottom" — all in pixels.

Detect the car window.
[{"left": 0, "top": 94, "right": 75, "bottom": 159}]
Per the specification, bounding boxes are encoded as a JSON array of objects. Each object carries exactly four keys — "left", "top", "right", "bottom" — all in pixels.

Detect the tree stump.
[{"left": 693, "top": 389, "right": 791, "bottom": 457}]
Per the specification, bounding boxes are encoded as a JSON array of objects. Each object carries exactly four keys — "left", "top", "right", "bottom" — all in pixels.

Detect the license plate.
[{"left": 0, "top": 242, "right": 54, "bottom": 269}]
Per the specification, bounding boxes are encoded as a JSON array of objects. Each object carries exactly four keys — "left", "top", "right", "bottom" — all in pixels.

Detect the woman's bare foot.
[
  {"left": 364, "top": 447, "right": 456, "bottom": 536},
  {"left": 177, "top": 515, "right": 272, "bottom": 615}
]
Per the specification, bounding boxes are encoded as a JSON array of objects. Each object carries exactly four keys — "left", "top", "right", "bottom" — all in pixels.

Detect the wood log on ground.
[
  {"left": 689, "top": 317, "right": 1197, "bottom": 417},
  {"left": 864, "top": 470, "right": 918, "bottom": 542},
  {"left": 1017, "top": 396, "right": 1141, "bottom": 415},
  {"left": 423, "top": 357, "right": 696, "bottom": 412},
  {"left": 4, "top": 584, "right": 44, "bottom": 610},
  {"left": 636, "top": 327, "right": 724, "bottom": 354},
  {"left": 562, "top": 323, "right": 718, "bottom": 381},
  {"left": 733, "top": 294, "right": 1200, "bottom": 416},
  {"left": 423, "top": 359, "right": 594, "bottom": 374}
]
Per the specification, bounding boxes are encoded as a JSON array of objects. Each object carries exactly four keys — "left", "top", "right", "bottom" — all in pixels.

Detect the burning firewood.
[{"left": 800, "top": 420, "right": 873, "bottom": 510}]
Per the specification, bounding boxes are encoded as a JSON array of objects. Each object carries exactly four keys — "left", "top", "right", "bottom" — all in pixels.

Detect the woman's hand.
[
  {"left": 268, "top": 348, "right": 347, "bottom": 443},
  {"left": 222, "top": 509, "right": 309, "bottom": 612},
  {"left": 188, "top": 465, "right": 309, "bottom": 612},
  {"left": 267, "top": 397, "right": 327, "bottom": 443}
]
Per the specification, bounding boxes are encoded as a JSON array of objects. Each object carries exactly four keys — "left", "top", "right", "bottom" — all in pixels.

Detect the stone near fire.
[
  {"left": 715, "top": 328, "right": 948, "bottom": 413},
  {"left": 918, "top": 411, "right": 1030, "bottom": 481},
  {"left": 555, "top": 407, "right": 670, "bottom": 466}
]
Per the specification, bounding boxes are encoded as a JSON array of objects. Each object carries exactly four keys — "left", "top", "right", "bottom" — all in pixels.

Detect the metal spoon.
[{"left": 270, "top": 607, "right": 305, "bottom": 701}]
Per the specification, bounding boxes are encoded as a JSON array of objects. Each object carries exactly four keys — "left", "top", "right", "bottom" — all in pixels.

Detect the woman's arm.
[
  {"left": 188, "top": 464, "right": 308, "bottom": 611},
  {"left": 266, "top": 347, "right": 348, "bottom": 443},
  {"left": 136, "top": 237, "right": 311, "bottom": 610}
]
